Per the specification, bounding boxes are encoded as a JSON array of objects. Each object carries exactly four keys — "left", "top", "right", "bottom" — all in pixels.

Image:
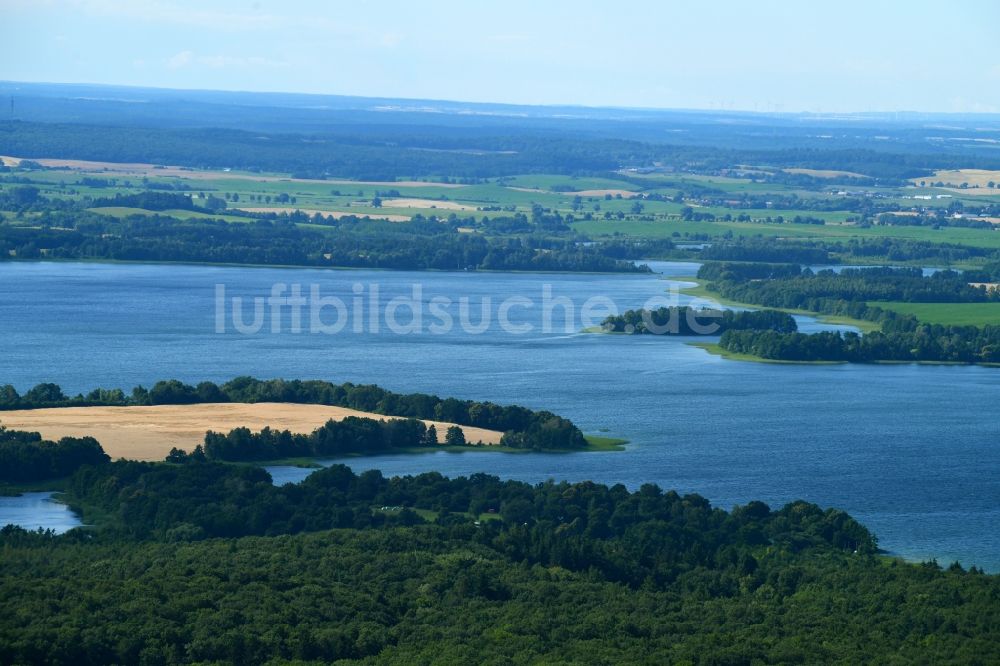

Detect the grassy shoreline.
[
  {"left": 0, "top": 478, "right": 71, "bottom": 496},
  {"left": 256, "top": 434, "right": 627, "bottom": 465},
  {"left": 689, "top": 342, "right": 845, "bottom": 365},
  {"left": 678, "top": 277, "right": 879, "bottom": 332},
  {"left": 690, "top": 342, "right": 1000, "bottom": 368}
]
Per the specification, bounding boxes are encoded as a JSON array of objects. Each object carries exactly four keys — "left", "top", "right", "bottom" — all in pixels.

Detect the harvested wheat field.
[
  {"left": 784, "top": 168, "right": 869, "bottom": 179},
  {"left": 380, "top": 198, "right": 477, "bottom": 211},
  {"left": 570, "top": 189, "right": 637, "bottom": 198},
  {"left": 912, "top": 169, "right": 1000, "bottom": 194},
  {"left": 0, "top": 156, "right": 467, "bottom": 188},
  {"left": 237, "top": 207, "right": 411, "bottom": 222},
  {"left": 0, "top": 403, "right": 503, "bottom": 461}
]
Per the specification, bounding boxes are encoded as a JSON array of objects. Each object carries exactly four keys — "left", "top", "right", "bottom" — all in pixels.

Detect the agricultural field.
[
  {"left": 86, "top": 206, "right": 251, "bottom": 223},
  {"left": 784, "top": 168, "right": 870, "bottom": 179},
  {"left": 913, "top": 169, "right": 1000, "bottom": 191},
  {"left": 4, "top": 157, "right": 1000, "bottom": 254},
  {"left": 571, "top": 217, "right": 1000, "bottom": 249},
  {"left": 868, "top": 301, "right": 1000, "bottom": 326},
  {"left": 0, "top": 402, "right": 503, "bottom": 461}
]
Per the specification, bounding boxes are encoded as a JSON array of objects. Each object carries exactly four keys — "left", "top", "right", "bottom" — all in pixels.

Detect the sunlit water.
[{"left": 0, "top": 261, "right": 997, "bottom": 571}]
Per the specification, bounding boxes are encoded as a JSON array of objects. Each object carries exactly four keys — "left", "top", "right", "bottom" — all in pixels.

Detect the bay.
[{"left": 0, "top": 260, "right": 997, "bottom": 570}]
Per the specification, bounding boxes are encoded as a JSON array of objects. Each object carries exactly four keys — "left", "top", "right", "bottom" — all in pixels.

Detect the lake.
[
  {"left": 0, "top": 492, "right": 82, "bottom": 533},
  {"left": 1, "top": 260, "right": 998, "bottom": 571}
]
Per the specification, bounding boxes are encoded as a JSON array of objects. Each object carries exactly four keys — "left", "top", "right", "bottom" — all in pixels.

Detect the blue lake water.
[
  {"left": 1, "top": 260, "right": 998, "bottom": 571},
  {"left": 0, "top": 493, "right": 82, "bottom": 533}
]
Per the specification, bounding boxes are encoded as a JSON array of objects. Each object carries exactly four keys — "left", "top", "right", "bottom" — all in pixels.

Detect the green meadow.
[
  {"left": 869, "top": 301, "right": 1000, "bottom": 326},
  {"left": 571, "top": 217, "right": 1000, "bottom": 249}
]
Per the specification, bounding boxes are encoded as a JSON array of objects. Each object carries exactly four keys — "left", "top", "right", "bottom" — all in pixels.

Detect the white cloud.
[
  {"left": 164, "top": 50, "right": 287, "bottom": 70},
  {"left": 166, "top": 50, "right": 194, "bottom": 69}
]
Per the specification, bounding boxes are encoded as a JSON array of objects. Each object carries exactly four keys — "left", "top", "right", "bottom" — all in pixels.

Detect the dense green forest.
[
  {"left": 200, "top": 418, "right": 464, "bottom": 461},
  {"left": 0, "top": 427, "right": 109, "bottom": 483},
  {"left": 0, "top": 460, "right": 997, "bottom": 663},
  {"left": 719, "top": 325, "right": 1000, "bottom": 364},
  {"left": 703, "top": 266, "right": 998, "bottom": 309},
  {"left": 200, "top": 409, "right": 588, "bottom": 460},
  {"left": 0, "top": 377, "right": 589, "bottom": 453},
  {"left": 695, "top": 261, "right": 805, "bottom": 282},
  {"left": 0, "top": 209, "right": 651, "bottom": 273},
  {"left": 601, "top": 306, "right": 797, "bottom": 335}
]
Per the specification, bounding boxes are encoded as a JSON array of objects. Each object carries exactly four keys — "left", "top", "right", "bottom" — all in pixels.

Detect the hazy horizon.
[
  {"left": 1, "top": 0, "right": 998, "bottom": 114},
  {"left": 7, "top": 78, "right": 1000, "bottom": 120}
]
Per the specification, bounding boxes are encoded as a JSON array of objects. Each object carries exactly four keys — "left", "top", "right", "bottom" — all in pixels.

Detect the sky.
[{"left": 1, "top": 0, "right": 999, "bottom": 113}]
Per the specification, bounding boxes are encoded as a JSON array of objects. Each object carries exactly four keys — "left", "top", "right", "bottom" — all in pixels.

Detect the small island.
[{"left": 601, "top": 305, "right": 797, "bottom": 336}]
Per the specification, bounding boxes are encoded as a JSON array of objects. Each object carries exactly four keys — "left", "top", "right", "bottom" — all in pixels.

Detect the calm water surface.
[
  {"left": 0, "top": 492, "right": 82, "bottom": 533},
  {"left": 0, "top": 261, "right": 997, "bottom": 570}
]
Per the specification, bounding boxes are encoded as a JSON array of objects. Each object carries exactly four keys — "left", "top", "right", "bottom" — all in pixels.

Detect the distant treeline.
[
  {"left": 692, "top": 238, "right": 1000, "bottom": 266},
  {"left": 833, "top": 237, "right": 999, "bottom": 264},
  {"left": 684, "top": 190, "right": 999, "bottom": 222},
  {"left": 696, "top": 261, "right": 804, "bottom": 281},
  {"left": 698, "top": 241, "right": 832, "bottom": 264},
  {"left": 5, "top": 118, "right": 1000, "bottom": 179},
  {"left": 0, "top": 377, "right": 588, "bottom": 451},
  {"left": 0, "top": 121, "right": 633, "bottom": 180},
  {"left": 0, "top": 427, "right": 109, "bottom": 483},
  {"left": 0, "top": 213, "right": 649, "bottom": 272},
  {"left": 90, "top": 191, "right": 201, "bottom": 211},
  {"left": 877, "top": 212, "right": 999, "bottom": 231},
  {"left": 967, "top": 261, "right": 1000, "bottom": 283},
  {"left": 602, "top": 306, "right": 797, "bottom": 335}
]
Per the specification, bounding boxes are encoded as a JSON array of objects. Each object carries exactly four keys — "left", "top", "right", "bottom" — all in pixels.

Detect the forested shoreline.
[
  {"left": 719, "top": 326, "right": 1000, "bottom": 364},
  {"left": 698, "top": 263, "right": 1000, "bottom": 364},
  {"left": 0, "top": 459, "right": 996, "bottom": 663}
]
